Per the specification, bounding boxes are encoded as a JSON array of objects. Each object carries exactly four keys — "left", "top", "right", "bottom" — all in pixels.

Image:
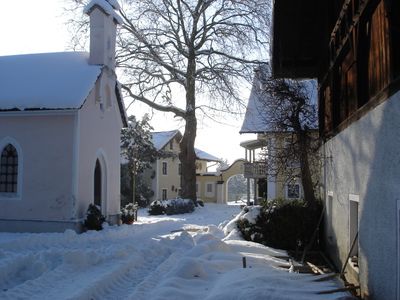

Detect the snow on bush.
[
  {"left": 221, "top": 205, "right": 262, "bottom": 242},
  {"left": 235, "top": 199, "right": 323, "bottom": 250},
  {"left": 120, "top": 203, "right": 137, "bottom": 224},
  {"left": 84, "top": 204, "right": 106, "bottom": 231},
  {"left": 148, "top": 198, "right": 195, "bottom": 216},
  {"left": 222, "top": 205, "right": 261, "bottom": 237}
]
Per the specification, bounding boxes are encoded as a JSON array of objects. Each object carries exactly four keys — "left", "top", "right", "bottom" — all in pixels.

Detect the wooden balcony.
[{"left": 243, "top": 162, "right": 267, "bottom": 179}]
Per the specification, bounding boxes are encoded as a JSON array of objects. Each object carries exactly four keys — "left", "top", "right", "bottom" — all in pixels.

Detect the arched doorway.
[
  {"left": 94, "top": 159, "right": 102, "bottom": 207},
  {"left": 226, "top": 174, "right": 254, "bottom": 203}
]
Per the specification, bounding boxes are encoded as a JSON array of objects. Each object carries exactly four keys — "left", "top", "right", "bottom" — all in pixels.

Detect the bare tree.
[
  {"left": 253, "top": 66, "right": 320, "bottom": 206},
  {"left": 66, "top": 0, "right": 270, "bottom": 202}
]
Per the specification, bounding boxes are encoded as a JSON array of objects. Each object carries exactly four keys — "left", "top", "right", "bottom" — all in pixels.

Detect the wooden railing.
[
  {"left": 243, "top": 162, "right": 267, "bottom": 179},
  {"left": 329, "top": 0, "right": 369, "bottom": 66}
]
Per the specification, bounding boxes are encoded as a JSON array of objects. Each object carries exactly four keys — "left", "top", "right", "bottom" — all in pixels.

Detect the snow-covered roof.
[
  {"left": 151, "top": 130, "right": 220, "bottom": 162},
  {"left": 151, "top": 130, "right": 181, "bottom": 151},
  {"left": 195, "top": 148, "right": 220, "bottom": 162},
  {"left": 84, "top": 0, "right": 123, "bottom": 24},
  {"left": 240, "top": 68, "right": 318, "bottom": 134},
  {"left": 0, "top": 52, "right": 102, "bottom": 111}
]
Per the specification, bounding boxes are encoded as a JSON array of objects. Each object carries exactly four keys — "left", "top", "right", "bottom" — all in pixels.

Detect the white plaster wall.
[
  {"left": 76, "top": 69, "right": 123, "bottom": 221},
  {"left": 267, "top": 179, "right": 276, "bottom": 199},
  {"left": 323, "top": 90, "right": 400, "bottom": 299},
  {"left": 0, "top": 113, "right": 75, "bottom": 223},
  {"left": 89, "top": 8, "right": 117, "bottom": 69}
]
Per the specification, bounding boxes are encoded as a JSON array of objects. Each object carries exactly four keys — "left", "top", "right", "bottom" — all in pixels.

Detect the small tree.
[
  {"left": 121, "top": 114, "right": 170, "bottom": 207},
  {"left": 253, "top": 66, "right": 320, "bottom": 206}
]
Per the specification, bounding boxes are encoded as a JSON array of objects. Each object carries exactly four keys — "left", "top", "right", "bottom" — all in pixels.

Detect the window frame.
[
  {"left": 0, "top": 138, "right": 23, "bottom": 200},
  {"left": 162, "top": 188, "right": 167, "bottom": 200},
  {"left": 205, "top": 182, "right": 215, "bottom": 197},
  {"left": 162, "top": 161, "right": 168, "bottom": 175},
  {"left": 286, "top": 183, "right": 300, "bottom": 199}
]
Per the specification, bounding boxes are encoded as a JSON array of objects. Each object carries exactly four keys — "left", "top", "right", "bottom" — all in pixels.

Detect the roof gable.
[
  {"left": 194, "top": 148, "right": 220, "bottom": 162},
  {"left": 151, "top": 130, "right": 220, "bottom": 162},
  {"left": 240, "top": 69, "right": 318, "bottom": 134},
  {"left": 0, "top": 52, "right": 102, "bottom": 111},
  {"left": 151, "top": 130, "right": 181, "bottom": 151}
]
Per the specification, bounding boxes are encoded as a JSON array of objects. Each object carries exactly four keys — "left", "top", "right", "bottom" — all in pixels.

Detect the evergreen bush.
[
  {"left": 236, "top": 199, "right": 322, "bottom": 250},
  {"left": 148, "top": 198, "right": 195, "bottom": 215},
  {"left": 148, "top": 200, "right": 165, "bottom": 215},
  {"left": 84, "top": 204, "right": 106, "bottom": 231},
  {"left": 121, "top": 203, "right": 138, "bottom": 224},
  {"left": 164, "top": 199, "right": 195, "bottom": 215}
]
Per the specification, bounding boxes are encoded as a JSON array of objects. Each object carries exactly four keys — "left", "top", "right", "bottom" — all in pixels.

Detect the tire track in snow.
[
  {"left": 79, "top": 232, "right": 195, "bottom": 300},
  {"left": 0, "top": 223, "right": 191, "bottom": 300}
]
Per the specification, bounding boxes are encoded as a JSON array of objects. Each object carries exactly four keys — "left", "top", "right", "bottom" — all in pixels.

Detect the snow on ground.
[{"left": 0, "top": 203, "right": 351, "bottom": 300}]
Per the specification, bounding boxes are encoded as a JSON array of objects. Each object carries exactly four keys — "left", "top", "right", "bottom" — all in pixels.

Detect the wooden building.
[{"left": 273, "top": 0, "right": 400, "bottom": 298}]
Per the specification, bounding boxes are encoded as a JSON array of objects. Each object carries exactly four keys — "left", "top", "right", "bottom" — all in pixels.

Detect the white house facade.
[{"left": 0, "top": 0, "right": 127, "bottom": 232}]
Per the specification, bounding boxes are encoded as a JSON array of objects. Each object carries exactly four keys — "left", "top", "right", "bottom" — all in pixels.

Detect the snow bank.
[{"left": 222, "top": 205, "right": 261, "bottom": 237}]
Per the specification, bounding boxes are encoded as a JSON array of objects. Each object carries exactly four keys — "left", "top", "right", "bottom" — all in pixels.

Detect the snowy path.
[{"left": 0, "top": 204, "right": 352, "bottom": 300}]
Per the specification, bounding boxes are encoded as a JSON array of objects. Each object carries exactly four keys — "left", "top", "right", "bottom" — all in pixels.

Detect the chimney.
[{"left": 84, "top": 0, "right": 122, "bottom": 70}]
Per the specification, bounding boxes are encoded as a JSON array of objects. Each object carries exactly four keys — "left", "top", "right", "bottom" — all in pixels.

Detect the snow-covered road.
[{"left": 0, "top": 204, "right": 351, "bottom": 300}]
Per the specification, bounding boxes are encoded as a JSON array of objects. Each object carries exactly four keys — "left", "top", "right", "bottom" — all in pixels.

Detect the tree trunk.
[
  {"left": 179, "top": 51, "right": 197, "bottom": 203},
  {"left": 179, "top": 114, "right": 197, "bottom": 203},
  {"left": 297, "top": 130, "right": 317, "bottom": 207},
  {"left": 131, "top": 161, "right": 136, "bottom": 205}
]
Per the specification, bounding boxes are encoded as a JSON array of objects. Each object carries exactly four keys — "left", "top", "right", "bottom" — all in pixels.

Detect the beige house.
[
  {"left": 0, "top": 1, "right": 127, "bottom": 232},
  {"left": 240, "top": 70, "right": 318, "bottom": 203},
  {"left": 145, "top": 130, "right": 220, "bottom": 202}
]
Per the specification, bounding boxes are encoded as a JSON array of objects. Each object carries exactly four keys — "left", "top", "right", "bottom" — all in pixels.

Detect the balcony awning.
[{"left": 240, "top": 139, "right": 267, "bottom": 150}]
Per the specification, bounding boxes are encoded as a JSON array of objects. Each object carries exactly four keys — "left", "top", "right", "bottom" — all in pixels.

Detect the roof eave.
[{"left": 272, "top": 0, "right": 323, "bottom": 79}]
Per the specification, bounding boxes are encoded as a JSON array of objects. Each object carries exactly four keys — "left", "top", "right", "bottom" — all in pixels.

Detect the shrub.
[
  {"left": 148, "top": 198, "right": 195, "bottom": 215},
  {"left": 197, "top": 199, "right": 204, "bottom": 207},
  {"left": 84, "top": 204, "right": 106, "bottom": 231},
  {"left": 164, "top": 198, "right": 195, "bottom": 215},
  {"left": 121, "top": 203, "right": 138, "bottom": 224},
  {"left": 236, "top": 199, "right": 322, "bottom": 250},
  {"left": 148, "top": 200, "right": 165, "bottom": 215}
]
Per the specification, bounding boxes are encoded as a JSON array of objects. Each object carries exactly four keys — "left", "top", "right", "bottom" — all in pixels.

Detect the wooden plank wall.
[
  {"left": 321, "top": 0, "right": 396, "bottom": 138},
  {"left": 367, "top": 1, "right": 391, "bottom": 98}
]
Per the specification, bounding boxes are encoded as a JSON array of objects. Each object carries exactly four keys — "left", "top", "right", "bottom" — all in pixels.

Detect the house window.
[
  {"left": 207, "top": 183, "right": 213, "bottom": 193},
  {"left": 287, "top": 183, "right": 300, "bottom": 199},
  {"left": 327, "top": 192, "right": 334, "bottom": 242},
  {"left": 162, "top": 162, "right": 167, "bottom": 175},
  {"left": 196, "top": 183, "right": 199, "bottom": 193},
  {"left": 0, "top": 144, "right": 18, "bottom": 193},
  {"left": 349, "top": 195, "right": 359, "bottom": 264},
  {"left": 169, "top": 140, "right": 173, "bottom": 150},
  {"left": 178, "top": 163, "right": 182, "bottom": 175},
  {"left": 162, "top": 189, "right": 167, "bottom": 200}
]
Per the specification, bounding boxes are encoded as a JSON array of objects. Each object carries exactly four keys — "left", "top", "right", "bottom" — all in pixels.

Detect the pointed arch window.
[{"left": 0, "top": 144, "right": 18, "bottom": 193}]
